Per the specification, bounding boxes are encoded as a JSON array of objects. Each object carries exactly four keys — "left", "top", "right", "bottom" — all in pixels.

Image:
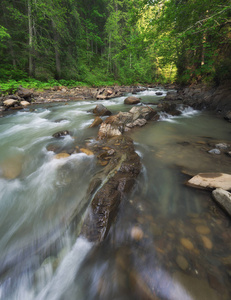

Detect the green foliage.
[{"left": 0, "top": 0, "right": 230, "bottom": 85}]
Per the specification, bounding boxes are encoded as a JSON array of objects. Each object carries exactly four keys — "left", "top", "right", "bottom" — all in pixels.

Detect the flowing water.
[{"left": 0, "top": 88, "right": 230, "bottom": 300}]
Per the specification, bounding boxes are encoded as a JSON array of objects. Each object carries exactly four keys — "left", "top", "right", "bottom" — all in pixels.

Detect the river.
[{"left": 0, "top": 88, "right": 230, "bottom": 300}]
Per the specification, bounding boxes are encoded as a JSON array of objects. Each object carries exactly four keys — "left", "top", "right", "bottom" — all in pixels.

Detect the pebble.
[
  {"left": 131, "top": 226, "right": 144, "bottom": 241},
  {"left": 176, "top": 255, "right": 189, "bottom": 271},
  {"left": 215, "top": 143, "right": 228, "bottom": 149},
  {"left": 180, "top": 238, "right": 194, "bottom": 250},
  {"left": 201, "top": 235, "right": 213, "bottom": 249},
  {"left": 196, "top": 225, "right": 211, "bottom": 235}
]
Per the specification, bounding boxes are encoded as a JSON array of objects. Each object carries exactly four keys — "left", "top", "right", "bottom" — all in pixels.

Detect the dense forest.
[{"left": 0, "top": 0, "right": 231, "bottom": 89}]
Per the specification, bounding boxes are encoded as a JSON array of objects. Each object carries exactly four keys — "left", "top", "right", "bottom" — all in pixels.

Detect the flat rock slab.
[
  {"left": 212, "top": 188, "right": 231, "bottom": 216},
  {"left": 187, "top": 173, "right": 231, "bottom": 191}
]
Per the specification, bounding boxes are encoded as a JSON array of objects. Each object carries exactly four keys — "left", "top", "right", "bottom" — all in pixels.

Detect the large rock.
[
  {"left": 81, "top": 136, "right": 141, "bottom": 242},
  {"left": 98, "top": 106, "right": 157, "bottom": 139},
  {"left": 3, "top": 99, "right": 18, "bottom": 107},
  {"left": 124, "top": 96, "right": 141, "bottom": 105},
  {"left": 212, "top": 188, "right": 231, "bottom": 216},
  {"left": 17, "top": 86, "right": 33, "bottom": 99},
  {"left": 93, "top": 104, "right": 112, "bottom": 116},
  {"left": 187, "top": 173, "right": 231, "bottom": 191}
]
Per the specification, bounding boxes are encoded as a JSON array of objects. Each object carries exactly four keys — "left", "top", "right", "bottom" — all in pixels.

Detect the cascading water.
[{"left": 0, "top": 88, "right": 230, "bottom": 300}]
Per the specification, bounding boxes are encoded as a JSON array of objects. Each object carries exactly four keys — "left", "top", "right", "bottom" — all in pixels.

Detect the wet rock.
[
  {"left": 195, "top": 225, "right": 211, "bottom": 235},
  {"left": 176, "top": 255, "right": 189, "bottom": 271},
  {"left": 129, "top": 106, "right": 157, "bottom": 121},
  {"left": 80, "top": 148, "right": 94, "bottom": 156},
  {"left": 81, "top": 136, "right": 141, "bottom": 242},
  {"left": 180, "top": 238, "right": 194, "bottom": 250},
  {"left": 155, "top": 92, "right": 163, "bottom": 96},
  {"left": 3, "top": 99, "right": 18, "bottom": 107},
  {"left": 89, "top": 117, "right": 103, "bottom": 128},
  {"left": 131, "top": 226, "right": 144, "bottom": 241},
  {"left": 93, "top": 104, "right": 112, "bottom": 116},
  {"left": 201, "top": 235, "right": 213, "bottom": 249},
  {"left": 54, "top": 153, "right": 70, "bottom": 159},
  {"left": 212, "top": 188, "right": 231, "bottom": 216},
  {"left": 124, "top": 96, "right": 141, "bottom": 105},
  {"left": 52, "top": 130, "right": 70, "bottom": 138},
  {"left": 46, "top": 144, "right": 62, "bottom": 153},
  {"left": 187, "top": 173, "right": 231, "bottom": 191},
  {"left": 208, "top": 149, "right": 221, "bottom": 155}
]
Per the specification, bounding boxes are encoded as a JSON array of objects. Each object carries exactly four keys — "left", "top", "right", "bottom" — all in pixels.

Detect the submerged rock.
[
  {"left": 131, "top": 226, "right": 144, "bottom": 241},
  {"left": 54, "top": 152, "right": 70, "bottom": 159},
  {"left": 212, "top": 188, "right": 231, "bottom": 216},
  {"left": 176, "top": 255, "right": 189, "bottom": 271},
  {"left": 180, "top": 238, "right": 194, "bottom": 250},
  {"left": 0, "top": 154, "right": 23, "bottom": 179},
  {"left": 187, "top": 173, "right": 231, "bottom": 191},
  {"left": 52, "top": 130, "right": 70, "bottom": 138}
]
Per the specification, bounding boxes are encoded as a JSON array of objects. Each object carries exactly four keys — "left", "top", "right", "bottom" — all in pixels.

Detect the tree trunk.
[
  {"left": 52, "top": 20, "right": 61, "bottom": 79},
  {"left": 28, "top": 0, "right": 33, "bottom": 77}
]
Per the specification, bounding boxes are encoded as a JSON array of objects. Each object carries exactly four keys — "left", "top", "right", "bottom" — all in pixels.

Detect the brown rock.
[
  {"left": 201, "top": 235, "right": 213, "bottom": 249},
  {"left": 180, "top": 238, "right": 194, "bottom": 250},
  {"left": 1, "top": 155, "right": 23, "bottom": 179},
  {"left": 176, "top": 255, "right": 189, "bottom": 271},
  {"left": 54, "top": 153, "right": 70, "bottom": 159},
  {"left": 93, "top": 104, "right": 112, "bottom": 116},
  {"left": 195, "top": 225, "right": 211, "bottom": 235},
  {"left": 89, "top": 117, "right": 103, "bottom": 128},
  {"left": 80, "top": 148, "right": 94, "bottom": 156},
  {"left": 124, "top": 96, "right": 141, "bottom": 105}
]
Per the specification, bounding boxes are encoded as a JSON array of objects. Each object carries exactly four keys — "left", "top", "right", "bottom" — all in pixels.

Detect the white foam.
[{"left": 35, "top": 236, "right": 92, "bottom": 300}]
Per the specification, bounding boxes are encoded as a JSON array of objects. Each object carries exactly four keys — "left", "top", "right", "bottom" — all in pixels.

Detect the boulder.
[
  {"left": 3, "top": 99, "right": 18, "bottom": 107},
  {"left": 17, "top": 86, "right": 33, "bottom": 99},
  {"left": 52, "top": 130, "right": 70, "bottom": 138},
  {"left": 81, "top": 136, "right": 141, "bottom": 242},
  {"left": 129, "top": 106, "right": 157, "bottom": 121},
  {"left": 212, "top": 188, "right": 231, "bottom": 216},
  {"left": 98, "top": 106, "right": 156, "bottom": 139},
  {"left": 124, "top": 96, "right": 141, "bottom": 105},
  {"left": 93, "top": 104, "right": 112, "bottom": 116},
  {"left": 89, "top": 117, "right": 103, "bottom": 128},
  {"left": 187, "top": 173, "right": 231, "bottom": 191}
]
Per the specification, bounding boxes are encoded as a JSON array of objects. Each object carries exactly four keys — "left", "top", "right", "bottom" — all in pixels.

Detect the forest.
[{"left": 0, "top": 0, "right": 231, "bottom": 91}]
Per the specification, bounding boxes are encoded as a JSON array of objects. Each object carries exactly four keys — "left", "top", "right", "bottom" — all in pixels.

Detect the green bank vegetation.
[{"left": 0, "top": 0, "right": 231, "bottom": 93}]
